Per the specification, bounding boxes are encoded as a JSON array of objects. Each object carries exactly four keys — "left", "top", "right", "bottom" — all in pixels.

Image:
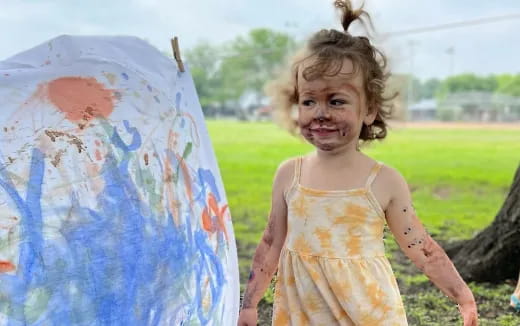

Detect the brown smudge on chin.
[
  {"left": 45, "top": 77, "right": 116, "bottom": 126},
  {"left": 316, "top": 143, "right": 335, "bottom": 151}
]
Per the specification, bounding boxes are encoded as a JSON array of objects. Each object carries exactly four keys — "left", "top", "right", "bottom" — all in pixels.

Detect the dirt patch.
[{"left": 433, "top": 185, "right": 452, "bottom": 200}]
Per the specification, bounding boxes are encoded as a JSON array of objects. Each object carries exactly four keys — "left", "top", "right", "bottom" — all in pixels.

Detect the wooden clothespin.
[{"left": 171, "top": 36, "right": 185, "bottom": 73}]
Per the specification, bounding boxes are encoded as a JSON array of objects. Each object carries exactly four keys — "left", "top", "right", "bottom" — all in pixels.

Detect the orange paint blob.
[
  {"left": 0, "top": 261, "right": 16, "bottom": 273},
  {"left": 46, "top": 77, "right": 115, "bottom": 122}
]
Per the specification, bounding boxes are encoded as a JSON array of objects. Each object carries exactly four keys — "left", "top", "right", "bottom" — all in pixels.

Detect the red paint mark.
[
  {"left": 95, "top": 149, "right": 102, "bottom": 161},
  {"left": 95, "top": 140, "right": 101, "bottom": 146},
  {"left": 44, "top": 60, "right": 51, "bottom": 65},
  {"left": 202, "top": 208, "right": 212, "bottom": 232},
  {"left": 200, "top": 193, "right": 229, "bottom": 241},
  {"left": 0, "top": 261, "right": 16, "bottom": 273},
  {"left": 144, "top": 153, "right": 149, "bottom": 166},
  {"left": 176, "top": 153, "right": 193, "bottom": 202},
  {"left": 46, "top": 77, "right": 115, "bottom": 123}
]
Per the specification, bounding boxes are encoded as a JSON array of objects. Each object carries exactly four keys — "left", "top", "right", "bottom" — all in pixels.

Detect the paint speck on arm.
[
  {"left": 248, "top": 270, "right": 255, "bottom": 282},
  {"left": 144, "top": 153, "right": 149, "bottom": 166}
]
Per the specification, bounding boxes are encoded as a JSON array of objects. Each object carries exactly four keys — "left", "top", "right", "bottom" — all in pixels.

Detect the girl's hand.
[
  {"left": 458, "top": 302, "right": 478, "bottom": 326},
  {"left": 237, "top": 308, "right": 258, "bottom": 326}
]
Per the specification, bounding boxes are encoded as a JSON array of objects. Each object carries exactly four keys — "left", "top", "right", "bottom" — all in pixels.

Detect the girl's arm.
[
  {"left": 382, "top": 167, "right": 478, "bottom": 326},
  {"left": 240, "top": 160, "right": 292, "bottom": 310}
]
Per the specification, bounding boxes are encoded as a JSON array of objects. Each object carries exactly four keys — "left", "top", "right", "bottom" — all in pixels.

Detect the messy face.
[{"left": 297, "top": 58, "right": 372, "bottom": 152}]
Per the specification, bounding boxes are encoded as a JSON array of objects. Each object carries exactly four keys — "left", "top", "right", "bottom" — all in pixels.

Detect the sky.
[{"left": 1, "top": 0, "right": 519, "bottom": 80}]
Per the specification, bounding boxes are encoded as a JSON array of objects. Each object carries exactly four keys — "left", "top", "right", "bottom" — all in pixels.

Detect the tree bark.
[{"left": 445, "top": 163, "right": 520, "bottom": 283}]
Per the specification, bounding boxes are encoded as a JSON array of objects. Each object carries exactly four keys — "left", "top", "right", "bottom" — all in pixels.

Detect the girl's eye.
[
  {"left": 330, "top": 99, "right": 347, "bottom": 106},
  {"left": 301, "top": 99, "right": 315, "bottom": 107}
]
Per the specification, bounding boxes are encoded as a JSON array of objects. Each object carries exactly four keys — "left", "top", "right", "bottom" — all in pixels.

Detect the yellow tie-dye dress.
[{"left": 272, "top": 157, "right": 408, "bottom": 325}]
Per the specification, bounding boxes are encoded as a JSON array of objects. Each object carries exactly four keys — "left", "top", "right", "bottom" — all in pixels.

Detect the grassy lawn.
[{"left": 207, "top": 120, "right": 520, "bottom": 325}]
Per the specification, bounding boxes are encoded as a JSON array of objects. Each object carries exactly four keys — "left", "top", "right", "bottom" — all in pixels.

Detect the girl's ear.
[{"left": 363, "top": 106, "right": 377, "bottom": 125}]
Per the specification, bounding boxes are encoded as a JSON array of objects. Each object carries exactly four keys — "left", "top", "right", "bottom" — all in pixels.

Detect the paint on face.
[{"left": 296, "top": 58, "right": 369, "bottom": 152}]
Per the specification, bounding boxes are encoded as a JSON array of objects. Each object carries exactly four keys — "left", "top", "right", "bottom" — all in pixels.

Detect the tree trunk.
[{"left": 445, "top": 163, "right": 520, "bottom": 283}]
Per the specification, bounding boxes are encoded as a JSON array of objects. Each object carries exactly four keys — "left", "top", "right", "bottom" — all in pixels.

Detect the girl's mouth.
[{"left": 309, "top": 127, "right": 338, "bottom": 136}]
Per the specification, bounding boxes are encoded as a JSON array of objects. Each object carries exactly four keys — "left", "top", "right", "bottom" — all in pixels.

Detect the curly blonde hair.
[{"left": 266, "top": 0, "right": 395, "bottom": 142}]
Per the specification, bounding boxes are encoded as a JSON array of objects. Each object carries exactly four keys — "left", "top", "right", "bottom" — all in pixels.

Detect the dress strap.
[
  {"left": 294, "top": 156, "right": 303, "bottom": 184},
  {"left": 284, "top": 157, "right": 302, "bottom": 199},
  {"left": 365, "top": 162, "right": 383, "bottom": 189}
]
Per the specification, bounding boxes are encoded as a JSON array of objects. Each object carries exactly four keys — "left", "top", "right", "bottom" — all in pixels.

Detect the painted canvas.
[{"left": 0, "top": 35, "right": 239, "bottom": 325}]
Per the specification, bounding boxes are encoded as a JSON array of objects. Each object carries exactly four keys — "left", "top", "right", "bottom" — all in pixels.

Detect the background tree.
[
  {"left": 185, "top": 42, "right": 223, "bottom": 114},
  {"left": 496, "top": 74, "right": 520, "bottom": 97},
  {"left": 419, "top": 78, "right": 441, "bottom": 99},
  {"left": 219, "top": 28, "right": 297, "bottom": 107},
  {"left": 446, "top": 164, "right": 520, "bottom": 282},
  {"left": 186, "top": 28, "right": 297, "bottom": 115},
  {"left": 436, "top": 73, "right": 498, "bottom": 99}
]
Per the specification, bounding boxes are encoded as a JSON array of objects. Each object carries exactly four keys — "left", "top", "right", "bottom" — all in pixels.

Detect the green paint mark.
[
  {"left": 182, "top": 142, "right": 192, "bottom": 159},
  {"left": 24, "top": 287, "right": 51, "bottom": 323},
  {"left": 135, "top": 167, "right": 162, "bottom": 210}
]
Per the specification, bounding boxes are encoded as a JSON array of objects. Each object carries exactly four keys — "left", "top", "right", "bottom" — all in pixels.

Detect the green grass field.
[{"left": 207, "top": 120, "right": 520, "bottom": 325}]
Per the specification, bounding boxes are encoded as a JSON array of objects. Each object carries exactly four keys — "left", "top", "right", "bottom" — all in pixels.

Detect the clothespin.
[{"left": 171, "top": 36, "right": 185, "bottom": 73}]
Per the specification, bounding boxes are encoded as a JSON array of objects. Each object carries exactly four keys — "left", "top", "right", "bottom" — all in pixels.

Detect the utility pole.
[
  {"left": 446, "top": 46, "right": 455, "bottom": 76},
  {"left": 407, "top": 40, "right": 418, "bottom": 117}
]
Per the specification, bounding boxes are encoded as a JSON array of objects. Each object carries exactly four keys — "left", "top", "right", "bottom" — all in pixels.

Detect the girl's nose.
[{"left": 314, "top": 104, "right": 331, "bottom": 120}]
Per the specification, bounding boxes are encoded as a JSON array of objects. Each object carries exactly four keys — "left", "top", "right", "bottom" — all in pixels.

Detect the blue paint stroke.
[
  {"left": 194, "top": 168, "right": 221, "bottom": 205},
  {"left": 175, "top": 92, "right": 181, "bottom": 109},
  {"left": 0, "top": 122, "right": 228, "bottom": 325}
]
